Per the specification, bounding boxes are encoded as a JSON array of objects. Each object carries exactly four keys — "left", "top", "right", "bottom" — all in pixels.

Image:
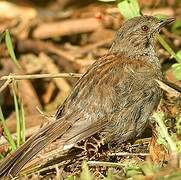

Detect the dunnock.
[{"left": 0, "top": 15, "right": 174, "bottom": 177}]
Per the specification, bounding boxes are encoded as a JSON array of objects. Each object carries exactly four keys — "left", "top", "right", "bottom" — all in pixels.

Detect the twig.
[
  {"left": 0, "top": 78, "right": 12, "bottom": 93},
  {"left": 17, "top": 39, "right": 82, "bottom": 63},
  {"left": 33, "top": 18, "right": 102, "bottom": 39},
  {"left": 155, "top": 79, "right": 181, "bottom": 97},
  {"left": 87, "top": 161, "right": 125, "bottom": 168},
  {"left": 0, "top": 73, "right": 82, "bottom": 81},
  {"left": 108, "top": 152, "right": 149, "bottom": 156},
  {"left": 0, "top": 73, "right": 82, "bottom": 94}
]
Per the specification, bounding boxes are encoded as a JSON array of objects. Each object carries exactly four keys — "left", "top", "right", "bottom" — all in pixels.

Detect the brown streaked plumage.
[{"left": 0, "top": 15, "right": 174, "bottom": 178}]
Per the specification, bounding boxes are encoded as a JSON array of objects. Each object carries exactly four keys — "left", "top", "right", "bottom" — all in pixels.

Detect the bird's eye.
[{"left": 141, "top": 25, "right": 149, "bottom": 32}]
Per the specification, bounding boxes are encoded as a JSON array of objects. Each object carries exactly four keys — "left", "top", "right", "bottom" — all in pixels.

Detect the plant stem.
[
  {"left": 153, "top": 112, "right": 177, "bottom": 152},
  {"left": 157, "top": 35, "right": 181, "bottom": 63}
]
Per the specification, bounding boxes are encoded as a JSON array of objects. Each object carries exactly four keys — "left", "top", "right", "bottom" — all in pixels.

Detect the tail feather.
[{"left": 0, "top": 118, "right": 72, "bottom": 177}]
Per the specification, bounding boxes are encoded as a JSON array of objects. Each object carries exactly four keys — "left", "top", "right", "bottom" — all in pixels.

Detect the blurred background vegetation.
[{"left": 0, "top": 0, "right": 180, "bottom": 179}]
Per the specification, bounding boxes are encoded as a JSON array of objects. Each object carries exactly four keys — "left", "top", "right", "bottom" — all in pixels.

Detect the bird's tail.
[{"left": 0, "top": 118, "right": 72, "bottom": 178}]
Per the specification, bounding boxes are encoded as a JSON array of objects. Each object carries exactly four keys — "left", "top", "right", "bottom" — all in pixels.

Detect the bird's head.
[{"left": 110, "top": 15, "right": 174, "bottom": 57}]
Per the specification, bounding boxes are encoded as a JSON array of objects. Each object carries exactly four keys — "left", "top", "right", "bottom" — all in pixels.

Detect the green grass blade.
[
  {"left": 0, "top": 106, "right": 16, "bottom": 151},
  {"left": 157, "top": 35, "right": 181, "bottom": 63},
  {"left": 20, "top": 101, "right": 25, "bottom": 143},
  {"left": 5, "top": 30, "right": 21, "bottom": 69},
  {"left": 12, "top": 82, "right": 21, "bottom": 147},
  {"left": 12, "top": 82, "right": 26, "bottom": 146}
]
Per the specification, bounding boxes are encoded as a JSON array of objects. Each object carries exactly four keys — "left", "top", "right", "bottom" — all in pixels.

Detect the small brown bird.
[{"left": 0, "top": 15, "right": 174, "bottom": 177}]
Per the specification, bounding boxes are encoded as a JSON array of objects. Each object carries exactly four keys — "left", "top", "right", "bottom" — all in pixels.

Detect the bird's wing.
[{"left": 58, "top": 54, "right": 162, "bottom": 147}]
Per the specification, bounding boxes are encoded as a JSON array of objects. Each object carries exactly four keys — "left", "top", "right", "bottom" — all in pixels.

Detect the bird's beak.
[{"left": 159, "top": 17, "right": 175, "bottom": 29}]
